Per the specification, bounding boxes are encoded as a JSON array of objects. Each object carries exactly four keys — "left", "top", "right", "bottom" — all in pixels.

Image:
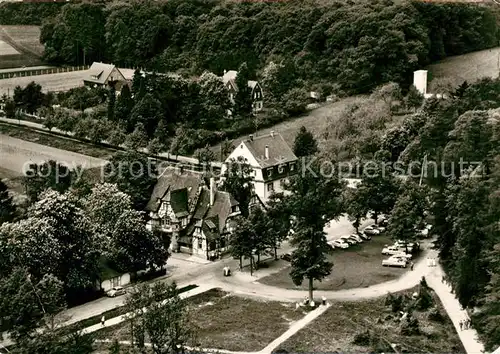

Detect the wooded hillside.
[{"left": 32, "top": 0, "right": 500, "bottom": 94}]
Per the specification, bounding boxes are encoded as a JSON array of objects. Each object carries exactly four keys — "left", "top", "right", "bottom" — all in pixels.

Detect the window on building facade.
[
  {"left": 267, "top": 183, "right": 274, "bottom": 192},
  {"left": 164, "top": 218, "right": 171, "bottom": 226},
  {"left": 231, "top": 205, "right": 238, "bottom": 213},
  {"left": 267, "top": 169, "right": 273, "bottom": 177},
  {"left": 290, "top": 163, "right": 295, "bottom": 171},
  {"left": 278, "top": 164, "right": 285, "bottom": 174},
  {"left": 280, "top": 178, "right": 286, "bottom": 187},
  {"left": 220, "top": 236, "right": 226, "bottom": 248},
  {"left": 198, "top": 238, "right": 203, "bottom": 249}
]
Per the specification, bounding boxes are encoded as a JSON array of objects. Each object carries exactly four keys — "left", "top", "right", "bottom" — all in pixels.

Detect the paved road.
[{"left": 0, "top": 133, "right": 106, "bottom": 176}]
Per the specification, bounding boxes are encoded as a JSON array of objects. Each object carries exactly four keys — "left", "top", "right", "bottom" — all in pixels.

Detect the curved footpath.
[{"left": 0, "top": 240, "right": 486, "bottom": 354}]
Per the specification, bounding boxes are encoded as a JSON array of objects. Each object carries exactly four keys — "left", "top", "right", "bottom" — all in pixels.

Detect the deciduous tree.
[
  {"left": 104, "top": 150, "right": 157, "bottom": 210},
  {"left": 124, "top": 282, "right": 192, "bottom": 353},
  {"left": 221, "top": 156, "right": 254, "bottom": 217},
  {"left": 23, "top": 160, "right": 74, "bottom": 202},
  {"left": 283, "top": 159, "right": 345, "bottom": 301}
]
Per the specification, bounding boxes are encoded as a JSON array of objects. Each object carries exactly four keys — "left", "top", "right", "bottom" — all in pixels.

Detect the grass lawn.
[
  {"left": 210, "top": 96, "right": 363, "bottom": 159},
  {"left": 427, "top": 46, "right": 500, "bottom": 88},
  {"left": 0, "top": 123, "right": 115, "bottom": 159},
  {"left": 259, "top": 234, "right": 410, "bottom": 291},
  {"left": 95, "top": 289, "right": 308, "bottom": 352},
  {"left": 274, "top": 285, "right": 465, "bottom": 353}
]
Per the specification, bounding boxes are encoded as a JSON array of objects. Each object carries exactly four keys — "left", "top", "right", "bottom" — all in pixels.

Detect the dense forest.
[
  {"left": 370, "top": 78, "right": 500, "bottom": 350},
  {"left": 20, "top": 0, "right": 499, "bottom": 94},
  {"left": 0, "top": 2, "right": 65, "bottom": 25}
]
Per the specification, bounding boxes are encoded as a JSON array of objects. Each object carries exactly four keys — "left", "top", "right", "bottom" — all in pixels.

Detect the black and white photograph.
[{"left": 0, "top": 0, "right": 500, "bottom": 353}]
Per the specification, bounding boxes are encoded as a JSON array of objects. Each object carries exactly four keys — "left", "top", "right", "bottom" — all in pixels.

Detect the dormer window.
[
  {"left": 278, "top": 164, "right": 285, "bottom": 174},
  {"left": 290, "top": 163, "right": 295, "bottom": 171},
  {"left": 267, "top": 169, "right": 273, "bottom": 177},
  {"left": 231, "top": 205, "right": 239, "bottom": 213}
]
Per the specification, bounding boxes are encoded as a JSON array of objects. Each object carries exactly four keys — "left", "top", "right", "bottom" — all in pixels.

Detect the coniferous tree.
[
  {"left": 0, "top": 181, "right": 15, "bottom": 224},
  {"left": 233, "top": 62, "right": 253, "bottom": 116},
  {"left": 293, "top": 126, "right": 318, "bottom": 157}
]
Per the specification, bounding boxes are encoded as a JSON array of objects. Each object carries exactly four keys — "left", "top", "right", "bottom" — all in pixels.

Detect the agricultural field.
[
  {"left": 427, "top": 46, "right": 500, "bottom": 88},
  {"left": 0, "top": 25, "right": 44, "bottom": 69},
  {"left": 0, "top": 70, "right": 86, "bottom": 95}
]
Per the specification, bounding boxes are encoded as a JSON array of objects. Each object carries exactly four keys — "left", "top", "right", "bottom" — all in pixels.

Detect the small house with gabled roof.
[
  {"left": 222, "top": 70, "right": 264, "bottom": 113},
  {"left": 222, "top": 131, "right": 298, "bottom": 204},
  {"left": 83, "top": 62, "right": 127, "bottom": 90}
]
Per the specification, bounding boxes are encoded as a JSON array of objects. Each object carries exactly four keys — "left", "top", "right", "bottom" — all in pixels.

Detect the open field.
[
  {"left": 0, "top": 123, "right": 115, "bottom": 161},
  {"left": 259, "top": 234, "right": 410, "bottom": 291},
  {"left": 0, "top": 70, "right": 85, "bottom": 95},
  {"left": 0, "top": 129, "right": 107, "bottom": 176},
  {"left": 210, "top": 96, "right": 363, "bottom": 159},
  {"left": 0, "top": 25, "right": 44, "bottom": 69},
  {"left": 0, "top": 40, "right": 19, "bottom": 55},
  {"left": 275, "top": 285, "right": 465, "bottom": 353},
  {"left": 95, "top": 288, "right": 307, "bottom": 352},
  {"left": 427, "top": 46, "right": 500, "bottom": 88}
]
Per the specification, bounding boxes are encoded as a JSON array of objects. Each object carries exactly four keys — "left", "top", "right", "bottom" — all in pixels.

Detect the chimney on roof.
[
  {"left": 270, "top": 131, "right": 275, "bottom": 138},
  {"left": 249, "top": 134, "right": 253, "bottom": 141},
  {"left": 210, "top": 177, "right": 216, "bottom": 206},
  {"left": 265, "top": 145, "right": 269, "bottom": 160}
]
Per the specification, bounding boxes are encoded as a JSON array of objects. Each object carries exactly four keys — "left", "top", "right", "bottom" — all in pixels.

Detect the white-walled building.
[{"left": 223, "top": 131, "right": 298, "bottom": 204}]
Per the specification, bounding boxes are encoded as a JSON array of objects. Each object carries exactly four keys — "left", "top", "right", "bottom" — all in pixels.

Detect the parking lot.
[{"left": 260, "top": 234, "right": 411, "bottom": 291}]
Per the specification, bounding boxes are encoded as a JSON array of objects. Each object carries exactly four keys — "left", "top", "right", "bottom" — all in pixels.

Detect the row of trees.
[
  {"left": 39, "top": 0, "right": 499, "bottom": 94},
  {"left": 374, "top": 78, "right": 500, "bottom": 350}
]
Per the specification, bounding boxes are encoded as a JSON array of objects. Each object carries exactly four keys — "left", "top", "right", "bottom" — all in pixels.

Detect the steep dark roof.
[
  {"left": 206, "top": 191, "right": 236, "bottom": 232},
  {"left": 145, "top": 167, "right": 204, "bottom": 212},
  {"left": 193, "top": 189, "right": 211, "bottom": 219},
  {"left": 170, "top": 189, "right": 188, "bottom": 215},
  {"left": 222, "top": 70, "right": 259, "bottom": 92},
  {"left": 187, "top": 188, "right": 239, "bottom": 238},
  {"left": 243, "top": 133, "right": 297, "bottom": 168},
  {"left": 203, "top": 216, "right": 220, "bottom": 241}
]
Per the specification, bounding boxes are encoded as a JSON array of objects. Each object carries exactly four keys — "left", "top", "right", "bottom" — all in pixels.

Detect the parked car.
[
  {"left": 280, "top": 253, "right": 292, "bottom": 262},
  {"left": 349, "top": 234, "right": 364, "bottom": 243},
  {"left": 364, "top": 226, "right": 381, "bottom": 235},
  {"left": 332, "top": 240, "right": 349, "bottom": 249},
  {"left": 359, "top": 233, "right": 372, "bottom": 241},
  {"left": 395, "top": 241, "right": 419, "bottom": 252},
  {"left": 106, "top": 286, "right": 126, "bottom": 297},
  {"left": 382, "top": 246, "right": 411, "bottom": 256},
  {"left": 369, "top": 224, "right": 386, "bottom": 233},
  {"left": 340, "top": 236, "right": 358, "bottom": 245},
  {"left": 393, "top": 251, "right": 412, "bottom": 260},
  {"left": 382, "top": 256, "right": 407, "bottom": 268}
]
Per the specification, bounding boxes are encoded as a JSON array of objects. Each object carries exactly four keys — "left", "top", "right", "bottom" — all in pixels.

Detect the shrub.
[
  {"left": 400, "top": 313, "right": 420, "bottom": 336},
  {"left": 352, "top": 330, "right": 371, "bottom": 346}
]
